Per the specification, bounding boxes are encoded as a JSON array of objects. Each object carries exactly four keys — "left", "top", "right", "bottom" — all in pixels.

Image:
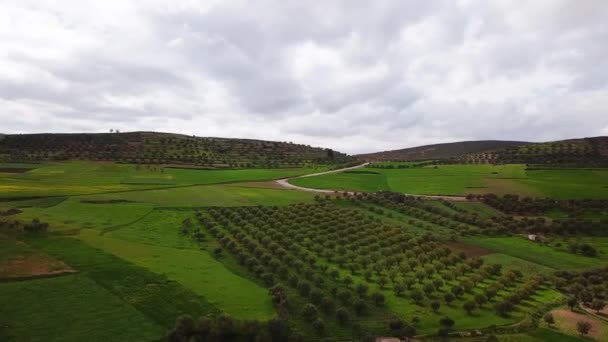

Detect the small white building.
[{"left": 528, "top": 234, "right": 537, "bottom": 241}]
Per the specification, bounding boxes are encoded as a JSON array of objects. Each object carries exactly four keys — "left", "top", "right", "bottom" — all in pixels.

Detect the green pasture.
[
  {"left": 106, "top": 209, "right": 198, "bottom": 248},
  {"left": 290, "top": 164, "right": 529, "bottom": 195},
  {"left": 0, "top": 274, "right": 165, "bottom": 342},
  {"left": 17, "top": 197, "right": 154, "bottom": 231},
  {"left": 289, "top": 164, "right": 608, "bottom": 199},
  {"left": 481, "top": 253, "right": 555, "bottom": 276},
  {"left": 78, "top": 184, "right": 315, "bottom": 207},
  {"left": 495, "top": 328, "right": 583, "bottom": 342},
  {"left": 0, "top": 161, "right": 322, "bottom": 198},
  {"left": 78, "top": 230, "right": 275, "bottom": 320},
  {"left": 26, "top": 236, "right": 219, "bottom": 328},
  {"left": 465, "top": 237, "right": 606, "bottom": 270}
]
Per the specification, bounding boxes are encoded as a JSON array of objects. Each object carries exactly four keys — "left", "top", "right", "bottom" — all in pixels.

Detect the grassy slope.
[
  {"left": 77, "top": 184, "right": 315, "bottom": 207},
  {"left": 465, "top": 237, "right": 606, "bottom": 270},
  {"left": 18, "top": 197, "right": 155, "bottom": 231},
  {"left": 497, "top": 328, "right": 584, "bottom": 341},
  {"left": 289, "top": 164, "right": 608, "bottom": 199},
  {"left": 26, "top": 236, "right": 219, "bottom": 326},
  {"left": 0, "top": 161, "right": 323, "bottom": 198},
  {"left": 481, "top": 253, "right": 555, "bottom": 276},
  {"left": 78, "top": 230, "right": 275, "bottom": 320},
  {"left": 0, "top": 274, "right": 165, "bottom": 342}
]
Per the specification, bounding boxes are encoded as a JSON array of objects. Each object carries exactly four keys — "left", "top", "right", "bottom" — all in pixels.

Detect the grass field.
[
  {"left": 106, "top": 209, "right": 199, "bottom": 248},
  {"left": 465, "top": 237, "right": 606, "bottom": 270},
  {"left": 17, "top": 197, "right": 154, "bottom": 231},
  {"left": 78, "top": 230, "right": 275, "bottom": 320},
  {"left": 0, "top": 274, "right": 165, "bottom": 342},
  {"left": 77, "top": 184, "right": 316, "bottom": 207},
  {"left": 481, "top": 253, "right": 556, "bottom": 276},
  {"left": 0, "top": 161, "right": 323, "bottom": 199},
  {"left": 496, "top": 328, "right": 584, "bottom": 341},
  {"left": 1, "top": 158, "right": 605, "bottom": 341},
  {"left": 289, "top": 164, "right": 608, "bottom": 199}
]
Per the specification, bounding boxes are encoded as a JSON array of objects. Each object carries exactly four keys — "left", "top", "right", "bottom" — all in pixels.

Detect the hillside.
[
  {"left": 0, "top": 132, "right": 353, "bottom": 168},
  {"left": 358, "top": 137, "right": 608, "bottom": 165},
  {"left": 454, "top": 136, "right": 608, "bottom": 165},
  {"left": 357, "top": 140, "right": 529, "bottom": 162}
]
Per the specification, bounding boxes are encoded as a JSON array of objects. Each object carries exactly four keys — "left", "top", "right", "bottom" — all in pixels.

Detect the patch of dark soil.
[
  {"left": 80, "top": 199, "right": 134, "bottom": 204},
  {"left": 0, "top": 209, "right": 22, "bottom": 216},
  {"left": 0, "top": 168, "right": 33, "bottom": 173},
  {"left": 443, "top": 241, "right": 494, "bottom": 257}
]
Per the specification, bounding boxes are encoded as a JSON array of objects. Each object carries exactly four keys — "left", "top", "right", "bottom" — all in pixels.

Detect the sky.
[{"left": 1, "top": 1, "right": 607, "bottom": 154}]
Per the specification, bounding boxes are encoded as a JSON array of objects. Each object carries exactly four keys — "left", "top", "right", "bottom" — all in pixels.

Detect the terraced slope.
[
  {"left": 0, "top": 132, "right": 353, "bottom": 168},
  {"left": 357, "top": 140, "right": 529, "bottom": 162},
  {"left": 455, "top": 136, "right": 608, "bottom": 165},
  {"left": 358, "top": 137, "right": 608, "bottom": 166}
]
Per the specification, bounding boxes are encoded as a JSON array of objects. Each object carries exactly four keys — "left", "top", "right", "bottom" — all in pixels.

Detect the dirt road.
[{"left": 274, "top": 163, "right": 468, "bottom": 201}]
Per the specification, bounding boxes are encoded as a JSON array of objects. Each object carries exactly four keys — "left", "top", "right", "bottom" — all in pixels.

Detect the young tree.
[
  {"left": 567, "top": 297, "right": 578, "bottom": 311},
  {"left": 451, "top": 285, "right": 464, "bottom": 298},
  {"left": 356, "top": 283, "right": 369, "bottom": 298},
  {"left": 444, "top": 293, "right": 455, "bottom": 306},
  {"left": 590, "top": 299, "right": 606, "bottom": 314},
  {"left": 336, "top": 307, "right": 350, "bottom": 325},
  {"left": 312, "top": 318, "right": 325, "bottom": 335},
  {"left": 372, "top": 292, "right": 386, "bottom": 307},
  {"left": 405, "top": 278, "right": 416, "bottom": 289},
  {"left": 463, "top": 301, "right": 476, "bottom": 314},
  {"left": 439, "top": 316, "right": 455, "bottom": 330},
  {"left": 354, "top": 299, "right": 368, "bottom": 315},
  {"left": 431, "top": 300, "right": 441, "bottom": 312},
  {"left": 475, "top": 294, "right": 487, "bottom": 308},
  {"left": 393, "top": 283, "right": 405, "bottom": 297},
  {"left": 543, "top": 313, "right": 555, "bottom": 326},
  {"left": 302, "top": 303, "right": 318, "bottom": 322},
  {"left": 576, "top": 321, "right": 592, "bottom": 337},
  {"left": 410, "top": 289, "right": 425, "bottom": 304}
]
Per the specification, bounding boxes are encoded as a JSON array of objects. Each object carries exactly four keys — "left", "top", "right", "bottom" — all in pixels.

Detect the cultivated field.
[
  {"left": 1, "top": 159, "right": 606, "bottom": 341},
  {"left": 289, "top": 164, "right": 608, "bottom": 199}
]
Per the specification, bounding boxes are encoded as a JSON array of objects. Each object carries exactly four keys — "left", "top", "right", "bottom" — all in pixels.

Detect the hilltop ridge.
[{"left": 0, "top": 131, "right": 353, "bottom": 168}]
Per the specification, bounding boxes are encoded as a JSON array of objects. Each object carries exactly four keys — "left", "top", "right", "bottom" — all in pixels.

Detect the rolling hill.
[
  {"left": 0, "top": 132, "right": 353, "bottom": 168},
  {"left": 357, "top": 140, "right": 529, "bottom": 162},
  {"left": 358, "top": 137, "right": 608, "bottom": 165},
  {"left": 455, "top": 136, "right": 608, "bottom": 165}
]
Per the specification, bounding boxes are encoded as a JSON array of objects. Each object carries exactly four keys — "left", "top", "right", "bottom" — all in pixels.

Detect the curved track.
[{"left": 274, "top": 163, "right": 468, "bottom": 201}]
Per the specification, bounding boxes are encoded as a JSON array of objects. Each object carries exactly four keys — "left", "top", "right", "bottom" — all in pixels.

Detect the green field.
[
  {"left": 0, "top": 161, "right": 322, "bottom": 198},
  {"left": 0, "top": 274, "right": 165, "bottom": 342},
  {"left": 78, "top": 230, "right": 275, "bottom": 320},
  {"left": 465, "top": 237, "right": 606, "bottom": 270},
  {"left": 289, "top": 164, "right": 608, "bottom": 199},
  {"left": 1, "top": 159, "right": 606, "bottom": 341}
]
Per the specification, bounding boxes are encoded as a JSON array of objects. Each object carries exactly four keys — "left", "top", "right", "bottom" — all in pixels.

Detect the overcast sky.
[{"left": 1, "top": 1, "right": 607, "bottom": 154}]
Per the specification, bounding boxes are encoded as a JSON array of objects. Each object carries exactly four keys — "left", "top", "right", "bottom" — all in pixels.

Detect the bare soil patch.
[
  {"left": 0, "top": 168, "right": 33, "bottom": 173},
  {"left": 551, "top": 308, "right": 608, "bottom": 340},
  {"left": 443, "top": 241, "right": 494, "bottom": 257},
  {"left": 0, "top": 241, "right": 76, "bottom": 280}
]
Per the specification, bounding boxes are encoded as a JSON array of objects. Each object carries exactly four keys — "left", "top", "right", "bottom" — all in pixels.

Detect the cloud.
[{"left": 0, "top": 0, "right": 607, "bottom": 154}]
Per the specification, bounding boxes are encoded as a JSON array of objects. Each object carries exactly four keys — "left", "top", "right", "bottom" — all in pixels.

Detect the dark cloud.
[{"left": 0, "top": 0, "right": 607, "bottom": 153}]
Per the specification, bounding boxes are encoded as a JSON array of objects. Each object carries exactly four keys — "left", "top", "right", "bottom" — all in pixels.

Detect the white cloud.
[{"left": 0, "top": 0, "right": 607, "bottom": 154}]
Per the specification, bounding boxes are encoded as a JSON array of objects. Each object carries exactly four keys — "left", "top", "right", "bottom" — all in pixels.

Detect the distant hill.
[
  {"left": 357, "top": 140, "right": 529, "bottom": 161},
  {"left": 455, "top": 136, "right": 608, "bottom": 165},
  {"left": 0, "top": 132, "right": 353, "bottom": 168},
  {"left": 358, "top": 137, "right": 608, "bottom": 165}
]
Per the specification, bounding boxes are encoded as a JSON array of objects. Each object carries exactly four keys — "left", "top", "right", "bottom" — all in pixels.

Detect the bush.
[
  {"left": 301, "top": 303, "right": 318, "bottom": 322},
  {"left": 336, "top": 308, "right": 350, "bottom": 325}
]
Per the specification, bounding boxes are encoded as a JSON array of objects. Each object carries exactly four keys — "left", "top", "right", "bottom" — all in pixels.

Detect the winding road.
[{"left": 274, "top": 162, "right": 469, "bottom": 201}]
